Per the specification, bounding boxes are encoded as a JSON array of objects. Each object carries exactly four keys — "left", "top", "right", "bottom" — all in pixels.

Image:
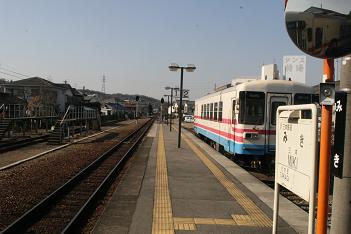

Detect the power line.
[
  {"left": 0, "top": 71, "right": 24, "bottom": 79},
  {"left": 0, "top": 67, "right": 30, "bottom": 78}
]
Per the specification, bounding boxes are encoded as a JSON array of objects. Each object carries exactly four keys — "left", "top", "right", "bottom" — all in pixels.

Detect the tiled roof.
[
  {"left": 6, "top": 77, "right": 57, "bottom": 87},
  {"left": 4, "top": 77, "right": 72, "bottom": 90}
]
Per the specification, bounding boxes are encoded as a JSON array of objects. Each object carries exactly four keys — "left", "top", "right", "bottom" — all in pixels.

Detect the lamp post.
[
  {"left": 168, "top": 63, "right": 196, "bottom": 148},
  {"left": 165, "top": 86, "right": 178, "bottom": 132},
  {"left": 164, "top": 94, "right": 171, "bottom": 125}
]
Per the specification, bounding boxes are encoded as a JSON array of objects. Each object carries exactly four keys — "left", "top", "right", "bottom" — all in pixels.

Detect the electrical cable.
[{"left": 0, "top": 67, "right": 30, "bottom": 78}]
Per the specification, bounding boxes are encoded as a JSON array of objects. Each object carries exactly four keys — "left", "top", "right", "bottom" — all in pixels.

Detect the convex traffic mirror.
[{"left": 285, "top": 0, "right": 351, "bottom": 59}]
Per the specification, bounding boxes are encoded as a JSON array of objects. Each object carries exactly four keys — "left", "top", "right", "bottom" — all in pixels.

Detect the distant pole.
[
  {"left": 178, "top": 68, "right": 184, "bottom": 148},
  {"left": 166, "top": 95, "right": 170, "bottom": 125},
  {"left": 316, "top": 59, "right": 334, "bottom": 234},
  {"left": 101, "top": 74, "right": 106, "bottom": 93},
  {"left": 331, "top": 55, "right": 351, "bottom": 234},
  {"left": 170, "top": 89, "right": 173, "bottom": 132},
  {"left": 160, "top": 104, "right": 163, "bottom": 122}
]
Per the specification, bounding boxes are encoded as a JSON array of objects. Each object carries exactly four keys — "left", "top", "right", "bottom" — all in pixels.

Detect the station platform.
[{"left": 93, "top": 122, "right": 308, "bottom": 234}]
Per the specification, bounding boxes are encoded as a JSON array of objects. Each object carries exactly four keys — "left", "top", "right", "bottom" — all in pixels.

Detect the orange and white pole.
[{"left": 316, "top": 59, "right": 334, "bottom": 234}]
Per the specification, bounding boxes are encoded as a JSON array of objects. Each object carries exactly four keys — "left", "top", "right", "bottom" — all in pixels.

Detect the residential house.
[{"left": 1, "top": 77, "right": 84, "bottom": 116}]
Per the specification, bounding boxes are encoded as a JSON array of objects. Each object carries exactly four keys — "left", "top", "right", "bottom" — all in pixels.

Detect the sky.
[{"left": 0, "top": 0, "right": 334, "bottom": 100}]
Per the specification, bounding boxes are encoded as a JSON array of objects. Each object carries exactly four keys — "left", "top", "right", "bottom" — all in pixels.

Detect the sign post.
[
  {"left": 332, "top": 92, "right": 348, "bottom": 178},
  {"left": 273, "top": 104, "right": 318, "bottom": 234}
]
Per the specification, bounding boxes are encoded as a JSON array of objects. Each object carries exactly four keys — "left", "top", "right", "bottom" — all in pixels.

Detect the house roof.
[
  {"left": 4, "top": 77, "right": 75, "bottom": 91},
  {"left": 4, "top": 77, "right": 58, "bottom": 88}
]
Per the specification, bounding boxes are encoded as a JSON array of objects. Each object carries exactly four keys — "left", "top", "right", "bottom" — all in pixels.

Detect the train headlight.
[{"left": 243, "top": 132, "right": 259, "bottom": 139}]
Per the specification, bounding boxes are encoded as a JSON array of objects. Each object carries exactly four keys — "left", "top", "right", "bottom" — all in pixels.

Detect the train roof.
[{"left": 195, "top": 79, "right": 313, "bottom": 102}]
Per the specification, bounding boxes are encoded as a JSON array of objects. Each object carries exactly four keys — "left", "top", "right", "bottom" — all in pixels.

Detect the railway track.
[
  {"left": 0, "top": 135, "right": 49, "bottom": 153},
  {"left": 1, "top": 118, "right": 154, "bottom": 234},
  {"left": 0, "top": 119, "right": 123, "bottom": 154}
]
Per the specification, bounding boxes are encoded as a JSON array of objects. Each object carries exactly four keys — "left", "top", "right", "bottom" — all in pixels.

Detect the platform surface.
[{"left": 93, "top": 123, "right": 308, "bottom": 234}]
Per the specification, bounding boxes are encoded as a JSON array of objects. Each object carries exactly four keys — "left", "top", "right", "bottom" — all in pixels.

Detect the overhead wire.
[
  {"left": 0, "top": 71, "right": 24, "bottom": 79},
  {"left": 0, "top": 67, "right": 30, "bottom": 78}
]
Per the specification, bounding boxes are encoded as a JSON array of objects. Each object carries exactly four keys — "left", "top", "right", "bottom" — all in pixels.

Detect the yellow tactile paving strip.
[
  {"left": 181, "top": 131, "right": 272, "bottom": 228},
  {"left": 173, "top": 215, "right": 257, "bottom": 229},
  {"left": 151, "top": 125, "right": 174, "bottom": 234},
  {"left": 152, "top": 125, "right": 272, "bottom": 232}
]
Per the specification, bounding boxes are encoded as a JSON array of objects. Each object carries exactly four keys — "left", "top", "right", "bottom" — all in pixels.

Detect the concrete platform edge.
[{"left": 182, "top": 128, "right": 308, "bottom": 234}]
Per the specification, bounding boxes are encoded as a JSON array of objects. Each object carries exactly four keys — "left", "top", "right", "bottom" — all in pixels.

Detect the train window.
[
  {"left": 271, "top": 102, "right": 285, "bottom": 125},
  {"left": 206, "top": 103, "right": 209, "bottom": 119},
  {"left": 214, "top": 102, "right": 218, "bottom": 121},
  {"left": 238, "top": 91, "right": 265, "bottom": 125},
  {"left": 312, "top": 94, "right": 319, "bottom": 103},
  {"left": 210, "top": 103, "right": 213, "bottom": 120},
  {"left": 201, "top": 105, "right": 203, "bottom": 118},
  {"left": 218, "top": 101, "right": 223, "bottom": 121},
  {"left": 294, "top": 93, "right": 312, "bottom": 104}
]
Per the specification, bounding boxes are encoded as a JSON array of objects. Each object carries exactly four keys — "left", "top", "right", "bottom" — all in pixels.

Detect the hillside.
[{"left": 79, "top": 89, "right": 161, "bottom": 107}]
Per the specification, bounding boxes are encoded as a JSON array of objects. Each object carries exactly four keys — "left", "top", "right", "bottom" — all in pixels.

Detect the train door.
[
  {"left": 266, "top": 93, "right": 291, "bottom": 153},
  {"left": 230, "top": 98, "right": 236, "bottom": 153}
]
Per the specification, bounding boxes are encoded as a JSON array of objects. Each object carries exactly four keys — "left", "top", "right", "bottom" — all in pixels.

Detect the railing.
[
  {"left": 60, "top": 105, "right": 99, "bottom": 126},
  {"left": 1, "top": 104, "right": 26, "bottom": 118},
  {"left": 1, "top": 103, "right": 58, "bottom": 119},
  {"left": 60, "top": 105, "right": 72, "bottom": 125}
]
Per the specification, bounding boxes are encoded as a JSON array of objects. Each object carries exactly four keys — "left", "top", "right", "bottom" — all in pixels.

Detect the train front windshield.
[
  {"left": 294, "top": 93, "right": 312, "bottom": 104},
  {"left": 239, "top": 91, "right": 265, "bottom": 125}
]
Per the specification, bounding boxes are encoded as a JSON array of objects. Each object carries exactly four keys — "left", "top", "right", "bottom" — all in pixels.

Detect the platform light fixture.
[{"left": 168, "top": 63, "right": 196, "bottom": 148}]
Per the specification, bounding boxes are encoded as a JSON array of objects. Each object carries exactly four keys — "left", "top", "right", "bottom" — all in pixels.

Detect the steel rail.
[
  {"left": 63, "top": 117, "right": 154, "bottom": 233},
  {"left": 1, "top": 117, "right": 154, "bottom": 234},
  {"left": 0, "top": 135, "right": 49, "bottom": 153}
]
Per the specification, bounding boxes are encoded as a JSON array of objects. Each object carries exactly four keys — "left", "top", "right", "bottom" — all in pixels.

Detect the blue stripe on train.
[{"left": 194, "top": 126, "right": 274, "bottom": 156}]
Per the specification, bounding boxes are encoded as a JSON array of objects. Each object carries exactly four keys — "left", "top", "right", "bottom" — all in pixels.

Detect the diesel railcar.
[{"left": 194, "top": 79, "right": 314, "bottom": 165}]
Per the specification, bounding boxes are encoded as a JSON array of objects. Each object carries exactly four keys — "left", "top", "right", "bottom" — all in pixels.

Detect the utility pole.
[
  {"left": 101, "top": 74, "right": 106, "bottom": 93},
  {"left": 178, "top": 67, "right": 184, "bottom": 148},
  {"left": 331, "top": 55, "right": 351, "bottom": 234}
]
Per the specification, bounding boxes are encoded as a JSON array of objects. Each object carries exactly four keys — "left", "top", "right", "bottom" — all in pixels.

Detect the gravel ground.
[
  {"left": 0, "top": 119, "right": 137, "bottom": 168},
  {"left": 0, "top": 118, "right": 147, "bottom": 231}
]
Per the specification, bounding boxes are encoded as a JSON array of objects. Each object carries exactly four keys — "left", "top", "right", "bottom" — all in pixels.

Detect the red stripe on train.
[
  {"left": 194, "top": 118, "right": 275, "bottom": 135},
  {"left": 194, "top": 122, "right": 244, "bottom": 142}
]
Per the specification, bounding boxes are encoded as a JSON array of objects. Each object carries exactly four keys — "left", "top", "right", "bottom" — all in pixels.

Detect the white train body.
[{"left": 194, "top": 79, "right": 314, "bottom": 158}]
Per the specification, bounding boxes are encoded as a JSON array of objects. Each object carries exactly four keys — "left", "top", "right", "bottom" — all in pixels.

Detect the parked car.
[{"left": 184, "top": 115, "right": 194, "bottom": 123}]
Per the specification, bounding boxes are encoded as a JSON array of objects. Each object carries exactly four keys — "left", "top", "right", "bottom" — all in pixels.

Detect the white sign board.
[
  {"left": 276, "top": 105, "right": 317, "bottom": 201},
  {"left": 273, "top": 104, "right": 318, "bottom": 234},
  {"left": 283, "top": 55, "right": 306, "bottom": 84}
]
